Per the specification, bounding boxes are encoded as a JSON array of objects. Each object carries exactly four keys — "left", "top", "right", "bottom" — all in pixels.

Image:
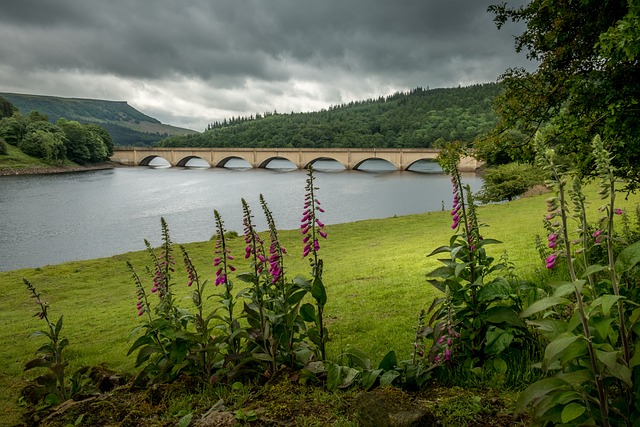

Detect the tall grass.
[{"left": 0, "top": 182, "right": 637, "bottom": 424}]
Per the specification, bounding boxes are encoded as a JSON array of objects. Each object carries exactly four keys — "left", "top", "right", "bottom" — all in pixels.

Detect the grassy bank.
[
  {"left": 1, "top": 182, "right": 638, "bottom": 425},
  {"left": 0, "top": 144, "right": 114, "bottom": 175}
]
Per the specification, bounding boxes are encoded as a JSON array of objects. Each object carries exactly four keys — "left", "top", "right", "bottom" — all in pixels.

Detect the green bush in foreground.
[{"left": 516, "top": 133, "right": 640, "bottom": 426}]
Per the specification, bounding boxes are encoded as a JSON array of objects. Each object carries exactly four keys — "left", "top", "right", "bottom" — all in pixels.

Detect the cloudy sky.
[{"left": 0, "top": 0, "right": 535, "bottom": 131}]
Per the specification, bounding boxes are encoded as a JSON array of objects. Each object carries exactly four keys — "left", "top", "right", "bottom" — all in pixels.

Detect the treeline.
[
  {"left": 158, "top": 83, "right": 502, "bottom": 149},
  {"left": 0, "top": 96, "right": 113, "bottom": 164}
]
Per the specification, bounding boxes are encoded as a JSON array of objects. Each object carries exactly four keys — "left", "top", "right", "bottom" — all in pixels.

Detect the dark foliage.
[
  {"left": 487, "top": 1, "right": 640, "bottom": 190},
  {"left": 0, "top": 96, "right": 17, "bottom": 119},
  {"left": 158, "top": 84, "right": 502, "bottom": 149}
]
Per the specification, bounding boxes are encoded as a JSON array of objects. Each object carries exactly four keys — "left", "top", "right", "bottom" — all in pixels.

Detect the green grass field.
[{"left": 1, "top": 181, "right": 638, "bottom": 425}]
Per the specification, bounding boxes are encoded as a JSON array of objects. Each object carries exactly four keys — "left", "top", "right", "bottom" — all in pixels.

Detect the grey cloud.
[{"left": 0, "top": 0, "right": 533, "bottom": 129}]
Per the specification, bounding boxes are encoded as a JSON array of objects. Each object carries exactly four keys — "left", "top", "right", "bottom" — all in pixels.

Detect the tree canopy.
[
  {"left": 0, "top": 99, "right": 113, "bottom": 165},
  {"left": 157, "top": 84, "right": 502, "bottom": 149},
  {"left": 484, "top": 0, "right": 640, "bottom": 190}
]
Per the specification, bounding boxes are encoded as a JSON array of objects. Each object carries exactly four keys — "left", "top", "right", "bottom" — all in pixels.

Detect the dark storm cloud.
[{"left": 0, "top": 0, "right": 533, "bottom": 130}]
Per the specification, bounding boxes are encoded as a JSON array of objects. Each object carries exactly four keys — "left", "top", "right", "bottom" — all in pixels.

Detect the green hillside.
[
  {"left": 0, "top": 93, "right": 198, "bottom": 146},
  {"left": 157, "top": 83, "right": 502, "bottom": 149}
]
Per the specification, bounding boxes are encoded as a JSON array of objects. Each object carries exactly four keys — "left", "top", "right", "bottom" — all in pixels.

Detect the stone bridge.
[{"left": 110, "top": 147, "right": 482, "bottom": 171}]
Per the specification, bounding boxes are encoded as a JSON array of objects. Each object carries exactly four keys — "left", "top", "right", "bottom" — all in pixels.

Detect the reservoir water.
[{"left": 0, "top": 160, "right": 482, "bottom": 271}]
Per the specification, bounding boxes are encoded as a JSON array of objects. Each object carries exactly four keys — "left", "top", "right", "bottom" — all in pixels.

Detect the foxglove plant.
[
  {"left": 23, "top": 279, "right": 69, "bottom": 404},
  {"left": 259, "top": 194, "right": 307, "bottom": 368},
  {"left": 128, "top": 218, "right": 209, "bottom": 384},
  {"left": 180, "top": 245, "right": 218, "bottom": 379},
  {"left": 300, "top": 166, "right": 328, "bottom": 360},
  {"left": 237, "top": 198, "right": 277, "bottom": 372},
  {"left": 260, "top": 194, "right": 286, "bottom": 289},
  {"left": 426, "top": 144, "right": 528, "bottom": 371},
  {"left": 213, "top": 209, "right": 241, "bottom": 355},
  {"left": 146, "top": 218, "right": 177, "bottom": 318}
]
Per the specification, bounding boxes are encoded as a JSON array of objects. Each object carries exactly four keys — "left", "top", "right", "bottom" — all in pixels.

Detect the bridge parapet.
[{"left": 110, "top": 147, "right": 482, "bottom": 172}]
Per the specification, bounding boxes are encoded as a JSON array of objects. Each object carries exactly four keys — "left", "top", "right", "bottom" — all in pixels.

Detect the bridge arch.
[
  {"left": 175, "top": 155, "right": 210, "bottom": 167},
  {"left": 352, "top": 158, "right": 397, "bottom": 171},
  {"left": 405, "top": 158, "right": 443, "bottom": 173},
  {"left": 305, "top": 157, "right": 345, "bottom": 170},
  {"left": 257, "top": 156, "right": 297, "bottom": 169},
  {"left": 139, "top": 155, "right": 171, "bottom": 167},
  {"left": 216, "top": 156, "right": 252, "bottom": 168}
]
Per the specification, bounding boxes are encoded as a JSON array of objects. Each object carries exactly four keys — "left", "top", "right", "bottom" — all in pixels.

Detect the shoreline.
[{"left": 0, "top": 161, "right": 119, "bottom": 176}]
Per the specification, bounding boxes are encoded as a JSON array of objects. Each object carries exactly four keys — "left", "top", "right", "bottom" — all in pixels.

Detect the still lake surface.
[{"left": 0, "top": 159, "right": 482, "bottom": 271}]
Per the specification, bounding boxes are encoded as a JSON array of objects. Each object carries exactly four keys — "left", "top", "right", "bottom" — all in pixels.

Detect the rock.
[
  {"left": 389, "top": 410, "right": 436, "bottom": 427},
  {"left": 195, "top": 411, "right": 237, "bottom": 427},
  {"left": 355, "top": 389, "right": 436, "bottom": 427},
  {"left": 355, "top": 391, "right": 391, "bottom": 427}
]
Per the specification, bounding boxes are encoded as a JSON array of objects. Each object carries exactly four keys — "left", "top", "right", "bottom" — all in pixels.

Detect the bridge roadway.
[{"left": 110, "top": 147, "right": 482, "bottom": 171}]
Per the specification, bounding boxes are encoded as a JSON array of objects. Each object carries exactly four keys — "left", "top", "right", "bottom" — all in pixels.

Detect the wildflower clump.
[{"left": 425, "top": 143, "right": 529, "bottom": 375}]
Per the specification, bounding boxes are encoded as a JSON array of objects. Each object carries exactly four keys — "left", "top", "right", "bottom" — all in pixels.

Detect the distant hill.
[
  {"left": 0, "top": 92, "right": 198, "bottom": 146},
  {"left": 157, "top": 83, "right": 502, "bottom": 149}
]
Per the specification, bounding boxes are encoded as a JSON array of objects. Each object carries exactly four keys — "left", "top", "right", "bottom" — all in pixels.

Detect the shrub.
[{"left": 476, "top": 162, "right": 543, "bottom": 203}]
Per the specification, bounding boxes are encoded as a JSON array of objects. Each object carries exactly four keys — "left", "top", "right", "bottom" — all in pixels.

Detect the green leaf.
[
  {"left": 379, "top": 370, "right": 400, "bottom": 387},
  {"left": 558, "top": 368, "right": 594, "bottom": 385},
  {"left": 344, "top": 348, "right": 372, "bottom": 370},
  {"left": 29, "top": 330, "right": 50, "bottom": 339},
  {"left": 59, "top": 338, "right": 69, "bottom": 351},
  {"left": 521, "top": 296, "right": 572, "bottom": 318},
  {"left": 615, "top": 240, "right": 640, "bottom": 274},
  {"left": 477, "top": 280, "right": 512, "bottom": 302},
  {"left": 236, "top": 272, "right": 257, "bottom": 283},
  {"left": 543, "top": 334, "right": 583, "bottom": 369},
  {"left": 552, "top": 283, "right": 578, "bottom": 298},
  {"left": 361, "top": 369, "right": 382, "bottom": 390},
  {"left": 591, "top": 317, "right": 614, "bottom": 340},
  {"left": 25, "top": 357, "right": 50, "bottom": 370},
  {"left": 300, "top": 303, "right": 316, "bottom": 323},
  {"left": 492, "top": 357, "right": 508, "bottom": 374},
  {"left": 611, "top": 362, "right": 633, "bottom": 388},
  {"left": 483, "top": 306, "right": 525, "bottom": 327},
  {"left": 485, "top": 328, "right": 514, "bottom": 355},
  {"left": 527, "top": 319, "right": 569, "bottom": 340},
  {"left": 515, "top": 378, "right": 569, "bottom": 413},
  {"left": 479, "top": 238, "right": 502, "bottom": 245},
  {"left": 177, "top": 413, "right": 193, "bottom": 427},
  {"left": 454, "top": 262, "right": 467, "bottom": 277},
  {"left": 326, "top": 363, "right": 342, "bottom": 391},
  {"left": 630, "top": 347, "right": 640, "bottom": 368},
  {"left": 427, "top": 246, "right": 451, "bottom": 257},
  {"left": 127, "top": 335, "right": 155, "bottom": 356},
  {"left": 377, "top": 351, "right": 397, "bottom": 371},
  {"left": 595, "top": 349, "right": 619, "bottom": 371},
  {"left": 561, "top": 402, "right": 586, "bottom": 423},
  {"left": 286, "top": 288, "right": 308, "bottom": 306},
  {"left": 54, "top": 316, "right": 64, "bottom": 336},
  {"left": 311, "top": 276, "right": 327, "bottom": 307},
  {"left": 601, "top": 295, "right": 624, "bottom": 317},
  {"left": 135, "top": 344, "right": 161, "bottom": 367},
  {"left": 581, "top": 264, "right": 607, "bottom": 278},
  {"left": 339, "top": 367, "right": 359, "bottom": 388}
]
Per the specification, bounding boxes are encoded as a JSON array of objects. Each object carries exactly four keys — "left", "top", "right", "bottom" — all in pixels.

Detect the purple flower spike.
[{"left": 546, "top": 253, "right": 558, "bottom": 269}]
